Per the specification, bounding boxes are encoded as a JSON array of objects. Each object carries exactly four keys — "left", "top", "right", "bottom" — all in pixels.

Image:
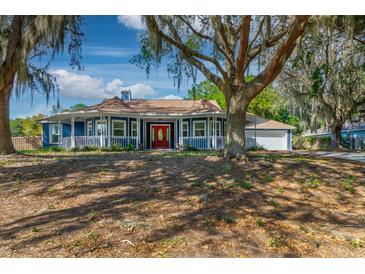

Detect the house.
[
  {"left": 42, "top": 91, "right": 294, "bottom": 151},
  {"left": 303, "top": 122, "right": 365, "bottom": 150}
]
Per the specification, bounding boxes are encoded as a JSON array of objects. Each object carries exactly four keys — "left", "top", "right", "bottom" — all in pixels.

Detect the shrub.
[
  {"left": 262, "top": 174, "right": 274, "bottom": 184},
  {"left": 222, "top": 215, "right": 236, "bottom": 224},
  {"left": 270, "top": 199, "right": 280, "bottom": 209},
  {"left": 308, "top": 177, "right": 321, "bottom": 189},
  {"left": 49, "top": 146, "right": 65, "bottom": 152},
  {"left": 276, "top": 187, "right": 284, "bottom": 194},
  {"left": 110, "top": 143, "right": 122, "bottom": 151},
  {"left": 71, "top": 147, "right": 80, "bottom": 152},
  {"left": 237, "top": 180, "right": 253, "bottom": 190},
  {"left": 351, "top": 239, "right": 363, "bottom": 248},
  {"left": 183, "top": 144, "right": 199, "bottom": 151},
  {"left": 31, "top": 226, "right": 40, "bottom": 233},
  {"left": 340, "top": 176, "right": 356, "bottom": 193},
  {"left": 82, "top": 146, "right": 99, "bottom": 152},
  {"left": 293, "top": 135, "right": 332, "bottom": 150},
  {"left": 256, "top": 218, "right": 266, "bottom": 227},
  {"left": 248, "top": 145, "right": 265, "bottom": 151},
  {"left": 124, "top": 143, "right": 135, "bottom": 151}
]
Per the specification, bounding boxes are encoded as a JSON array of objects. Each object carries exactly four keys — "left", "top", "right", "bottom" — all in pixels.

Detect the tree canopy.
[
  {"left": 0, "top": 16, "right": 84, "bottom": 153},
  {"left": 281, "top": 21, "right": 365, "bottom": 147},
  {"left": 10, "top": 114, "right": 44, "bottom": 137},
  {"left": 186, "top": 80, "right": 302, "bottom": 133},
  {"left": 133, "top": 15, "right": 310, "bottom": 158}
]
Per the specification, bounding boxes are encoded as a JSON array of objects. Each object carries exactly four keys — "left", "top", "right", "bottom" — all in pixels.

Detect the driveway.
[{"left": 293, "top": 150, "right": 365, "bottom": 163}]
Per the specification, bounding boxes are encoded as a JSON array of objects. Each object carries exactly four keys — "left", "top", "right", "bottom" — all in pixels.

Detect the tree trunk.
[
  {"left": 224, "top": 90, "right": 248, "bottom": 159},
  {"left": 330, "top": 125, "right": 343, "bottom": 149},
  {"left": 0, "top": 83, "right": 15, "bottom": 154}
]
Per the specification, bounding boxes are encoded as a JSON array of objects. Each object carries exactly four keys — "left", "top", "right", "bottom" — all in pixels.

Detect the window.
[
  {"left": 49, "top": 124, "right": 61, "bottom": 144},
  {"left": 223, "top": 121, "right": 227, "bottom": 136},
  {"left": 87, "top": 121, "right": 93, "bottom": 136},
  {"left": 182, "top": 121, "right": 189, "bottom": 137},
  {"left": 96, "top": 120, "right": 107, "bottom": 136},
  {"left": 193, "top": 121, "right": 206, "bottom": 137},
  {"left": 131, "top": 121, "right": 138, "bottom": 137},
  {"left": 112, "top": 120, "right": 126, "bottom": 137},
  {"left": 210, "top": 120, "right": 221, "bottom": 136}
]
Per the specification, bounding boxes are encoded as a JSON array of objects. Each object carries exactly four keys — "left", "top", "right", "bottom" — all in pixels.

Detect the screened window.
[
  {"left": 49, "top": 124, "right": 61, "bottom": 144},
  {"left": 87, "top": 121, "right": 93, "bottom": 136},
  {"left": 96, "top": 120, "right": 107, "bottom": 136},
  {"left": 112, "top": 120, "right": 126, "bottom": 137},
  {"left": 223, "top": 121, "right": 227, "bottom": 136},
  {"left": 131, "top": 121, "right": 138, "bottom": 137},
  {"left": 193, "top": 121, "right": 206, "bottom": 137},
  {"left": 210, "top": 121, "right": 221, "bottom": 136},
  {"left": 182, "top": 121, "right": 189, "bottom": 137}
]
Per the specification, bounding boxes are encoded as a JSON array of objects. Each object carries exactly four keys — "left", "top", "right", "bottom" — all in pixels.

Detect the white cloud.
[
  {"left": 117, "top": 16, "right": 145, "bottom": 30},
  {"left": 158, "top": 94, "right": 183, "bottom": 100},
  {"left": 51, "top": 69, "right": 156, "bottom": 100}
]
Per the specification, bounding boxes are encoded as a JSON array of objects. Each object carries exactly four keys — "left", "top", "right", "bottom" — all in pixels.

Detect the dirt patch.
[{"left": 0, "top": 151, "right": 365, "bottom": 257}]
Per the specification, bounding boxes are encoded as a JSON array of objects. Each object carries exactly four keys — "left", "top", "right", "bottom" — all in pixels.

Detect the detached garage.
[{"left": 245, "top": 114, "right": 294, "bottom": 151}]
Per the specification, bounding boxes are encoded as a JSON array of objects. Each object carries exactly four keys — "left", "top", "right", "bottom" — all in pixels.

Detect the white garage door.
[{"left": 245, "top": 130, "right": 288, "bottom": 150}]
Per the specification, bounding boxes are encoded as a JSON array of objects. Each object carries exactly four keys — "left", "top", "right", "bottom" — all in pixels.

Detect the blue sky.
[{"left": 10, "top": 16, "right": 203, "bottom": 118}]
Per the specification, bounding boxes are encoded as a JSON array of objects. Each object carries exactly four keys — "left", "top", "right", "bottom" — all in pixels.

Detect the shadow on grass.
[{"left": 0, "top": 150, "right": 364, "bottom": 257}]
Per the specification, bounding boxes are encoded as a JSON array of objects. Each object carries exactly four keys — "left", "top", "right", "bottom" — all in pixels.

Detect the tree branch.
[
  {"left": 176, "top": 16, "right": 234, "bottom": 67},
  {"left": 162, "top": 16, "right": 228, "bottom": 80},
  {"left": 236, "top": 16, "right": 251, "bottom": 79},
  {"left": 247, "top": 16, "right": 310, "bottom": 100}
]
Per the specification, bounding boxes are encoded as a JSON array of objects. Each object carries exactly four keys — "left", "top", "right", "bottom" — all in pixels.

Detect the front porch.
[
  {"left": 45, "top": 113, "right": 248, "bottom": 150},
  {"left": 59, "top": 135, "right": 254, "bottom": 150}
]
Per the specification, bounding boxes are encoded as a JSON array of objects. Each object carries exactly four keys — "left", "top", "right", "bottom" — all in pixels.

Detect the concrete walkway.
[{"left": 293, "top": 150, "right": 365, "bottom": 163}]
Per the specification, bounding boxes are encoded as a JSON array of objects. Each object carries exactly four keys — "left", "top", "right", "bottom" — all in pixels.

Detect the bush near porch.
[{"left": 1, "top": 151, "right": 365, "bottom": 257}]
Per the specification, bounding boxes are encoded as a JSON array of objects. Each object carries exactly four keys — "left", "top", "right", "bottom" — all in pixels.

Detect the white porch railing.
[
  {"left": 181, "top": 136, "right": 257, "bottom": 150},
  {"left": 60, "top": 136, "right": 138, "bottom": 150}
]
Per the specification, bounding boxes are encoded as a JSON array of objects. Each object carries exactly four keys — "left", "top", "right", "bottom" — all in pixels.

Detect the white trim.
[
  {"left": 210, "top": 119, "right": 221, "bottom": 137},
  {"left": 71, "top": 117, "right": 75, "bottom": 148},
  {"left": 49, "top": 123, "right": 62, "bottom": 144},
  {"left": 193, "top": 120, "right": 207, "bottom": 137},
  {"left": 131, "top": 120, "right": 138, "bottom": 137},
  {"left": 182, "top": 121, "right": 189, "bottom": 137},
  {"left": 96, "top": 119, "right": 107, "bottom": 136},
  {"left": 112, "top": 119, "right": 126, "bottom": 137},
  {"left": 150, "top": 123, "right": 171, "bottom": 149}
]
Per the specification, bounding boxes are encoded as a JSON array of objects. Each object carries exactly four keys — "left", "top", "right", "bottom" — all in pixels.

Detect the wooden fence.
[{"left": 12, "top": 136, "right": 42, "bottom": 150}]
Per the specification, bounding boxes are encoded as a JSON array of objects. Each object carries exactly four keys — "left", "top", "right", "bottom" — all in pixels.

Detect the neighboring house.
[
  {"left": 42, "top": 91, "right": 294, "bottom": 151},
  {"left": 303, "top": 122, "right": 365, "bottom": 150}
]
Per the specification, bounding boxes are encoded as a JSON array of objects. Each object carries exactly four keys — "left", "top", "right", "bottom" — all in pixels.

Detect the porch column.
[
  {"left": 207, "top": 117, "right": 211, "bottom": 150},
  {"left": 100, "top": 114, "right": 103, "bottom": 147},
  {"left": 214, "top": 117, "right": 217, "bottom": 149},
  {"left": 71, "top": 117, "right": 75, "bottom": 148},
  {"left": 108, "top": 115, "right": 111, "bottom": 148},
  {"left": 137, "top": 117, "right": 140, "bottom": 149},
  {"left": 174, "top": 119, "right": 177, "bottom": 149},
  {"left": 254, "top": 115, "right": 257, "bottom": 148},
  {"left": 179, "top": 118, "right": 183, "bottom": 149},
  {"left": 57, "top": 120, "right": 62, "bottom": 145}
]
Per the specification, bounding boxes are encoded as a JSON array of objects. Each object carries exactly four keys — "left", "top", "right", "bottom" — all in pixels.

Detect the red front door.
[{"left": 152, "top": 125, "right": 170, "bottom": 149}]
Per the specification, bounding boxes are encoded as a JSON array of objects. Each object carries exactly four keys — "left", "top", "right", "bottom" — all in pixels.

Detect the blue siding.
[
  {"left": 342, "top": 129, "right": 365, "bottom": 138},
  {"left": 42, "top": 123, "right": 66, "bottom": 147},
  {"left": 75, "top": 122, "right": 85, "bottom": 136},
  {"left": 42, "top": 123, "right": 50, "bottom": 147}
]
